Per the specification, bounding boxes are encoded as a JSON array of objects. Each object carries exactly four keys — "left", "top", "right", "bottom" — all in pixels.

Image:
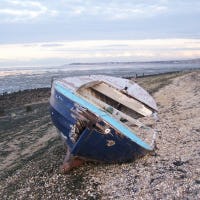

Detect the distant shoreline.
[{"left": 69, "top": 58, "right": 200, "bottom": 65}]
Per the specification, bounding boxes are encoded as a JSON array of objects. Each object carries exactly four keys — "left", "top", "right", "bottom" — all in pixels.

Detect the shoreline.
[{"left": 1, "top": 68, "right": 197, "bottom": 96}]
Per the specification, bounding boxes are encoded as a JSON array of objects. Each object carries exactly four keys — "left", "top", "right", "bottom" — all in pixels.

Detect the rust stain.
[{"left": 106, "top": 140, "right": 115, "bottom": 147}]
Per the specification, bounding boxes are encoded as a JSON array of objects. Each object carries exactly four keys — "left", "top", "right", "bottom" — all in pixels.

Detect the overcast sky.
[{"left": 0, "top": 0, "right": 200, "bottom": 67}]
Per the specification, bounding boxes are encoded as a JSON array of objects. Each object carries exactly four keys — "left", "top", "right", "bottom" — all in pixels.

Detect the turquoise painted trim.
[{"left": 55, "top": 83, "right": 152, "bottom": 150}]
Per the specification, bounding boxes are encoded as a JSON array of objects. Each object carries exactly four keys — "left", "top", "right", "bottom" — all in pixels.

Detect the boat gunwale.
[{"left": 58, "top": 75, "right": 158, "bottom": 111}]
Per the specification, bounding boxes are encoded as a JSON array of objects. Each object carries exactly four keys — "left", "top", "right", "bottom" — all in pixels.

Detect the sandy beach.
[{"left": 0, "top": 70, "right": 199, "bottom": 199}]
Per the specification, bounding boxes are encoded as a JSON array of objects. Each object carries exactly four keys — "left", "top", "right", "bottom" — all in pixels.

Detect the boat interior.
[{"left": 77, "top": 81, "right": 157, "bottom": 146}]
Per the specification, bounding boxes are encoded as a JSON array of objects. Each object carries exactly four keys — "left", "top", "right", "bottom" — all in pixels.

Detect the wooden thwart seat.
[{"left": 92, "top": 83, "right": 153, "bottom": 117}]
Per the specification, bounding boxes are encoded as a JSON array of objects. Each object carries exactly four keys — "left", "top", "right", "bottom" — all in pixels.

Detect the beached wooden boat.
[{"left": 50, "top": 75, "right": 158, "bottom": 172}]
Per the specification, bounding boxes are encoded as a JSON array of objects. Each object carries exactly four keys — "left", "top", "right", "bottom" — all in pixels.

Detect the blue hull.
[{"left": 50, "top": 84, "right": 151, "bottom": 163}]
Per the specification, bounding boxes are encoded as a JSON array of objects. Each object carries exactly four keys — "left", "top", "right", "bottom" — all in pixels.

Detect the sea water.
[{"left": 0, "top": 61, "right": 199, "bottom": 94}]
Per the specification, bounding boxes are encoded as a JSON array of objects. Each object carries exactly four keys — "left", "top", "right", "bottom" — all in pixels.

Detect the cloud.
[
  {"left": 1, "top": 0, "right": 200, "bottom": 44},
  {"left": 40, "top": 43, "right": 64, "bottom": 47},
  {"left": 0, "top": 0, "right": 58, "bottom": 22},
  {"left": 58, "top": 1, "right": 168, "bottom": 20},
  {"left": 1, "top": 0, "right": 200, "bottom": 24},
  {"left": 55, "top": 0, "right": 200, "bottom": 21},
  {"left": 1, "top": 39, "right": 200, "bottom": 67}
]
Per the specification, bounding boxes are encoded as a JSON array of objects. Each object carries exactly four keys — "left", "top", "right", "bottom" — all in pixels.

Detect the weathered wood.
[{"left": 92, "top": 83, "right": 152, "bottom": 116}]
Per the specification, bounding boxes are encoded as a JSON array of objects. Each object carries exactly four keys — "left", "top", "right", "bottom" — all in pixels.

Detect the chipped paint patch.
[{"left": 106, "top": 140, "right": 115, "bottom": 147}]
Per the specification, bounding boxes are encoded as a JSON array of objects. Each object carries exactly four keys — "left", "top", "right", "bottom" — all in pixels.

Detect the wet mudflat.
[{"left": 0, "top": 71, "right": 199, "bottom": 199}]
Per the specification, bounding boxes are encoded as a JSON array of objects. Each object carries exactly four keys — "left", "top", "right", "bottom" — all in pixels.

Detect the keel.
[{"left": 60, "top": 156, "right": 85, "bottom": 173}]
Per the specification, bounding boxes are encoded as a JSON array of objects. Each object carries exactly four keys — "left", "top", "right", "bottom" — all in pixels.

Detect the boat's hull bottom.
[{"left": 58, "top": 142, "right": 148, "bottom": 173}]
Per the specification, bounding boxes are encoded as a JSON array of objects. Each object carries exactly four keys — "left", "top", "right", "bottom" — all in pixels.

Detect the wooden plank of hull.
[{"left": 92, "top": 83, "right": 153, "bottom": 117}]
